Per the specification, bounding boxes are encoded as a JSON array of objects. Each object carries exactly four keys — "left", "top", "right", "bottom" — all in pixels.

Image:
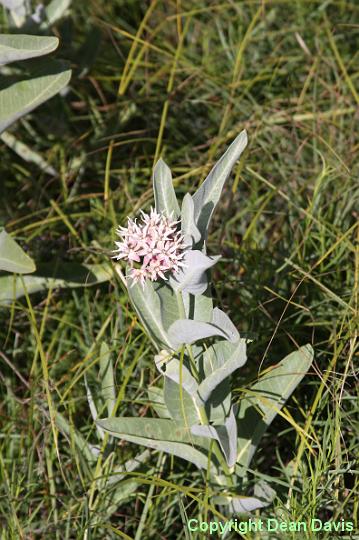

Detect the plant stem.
[{"left": 176, "top": 291, "right": 234, "bottom": 487}]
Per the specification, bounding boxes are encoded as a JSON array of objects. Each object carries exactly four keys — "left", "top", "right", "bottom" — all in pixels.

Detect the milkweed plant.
[{"left": 97, "top": 130, "right": 314, "bottom": 513}]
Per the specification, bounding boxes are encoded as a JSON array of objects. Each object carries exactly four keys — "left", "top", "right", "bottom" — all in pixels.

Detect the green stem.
[{"left": 176, "top": 289, "right": 186, "bottom": 319}]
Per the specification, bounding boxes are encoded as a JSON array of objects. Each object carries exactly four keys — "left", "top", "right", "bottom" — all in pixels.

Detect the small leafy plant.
[{"left": 98, "top": 130, "right": 314, "bottom": 512}]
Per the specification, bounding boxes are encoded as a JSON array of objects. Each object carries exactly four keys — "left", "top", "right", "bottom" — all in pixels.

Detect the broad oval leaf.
[
  {"left": 192, "top": 130, "right": 248, "bottom": 240},
  {"left": 168, "top": 319, "right": 233, "bottom": 349},
  {"left": 155, "top": 282, "right": 182, "bottom": 332},
  {"left": 153, "top": 158, "right": 180, "bottom": 219},
  {"left": 236, "top": 344, "right": 314, "bottom": 470},
  {"left": 201, "top": 340, "right": 234, "bottom": 423},
  {"left": 168, "top": 314, "right": 239, "bottom": 349},
  {"left": 106, "top": 433, "right": 213, "bottom": 471},
  {"left": 97, "top": 417, "right": 194, "bottom": 444},
  {"left": 127, "top": 274, "right": 173, "bottom": 350},
  {"left": 205, "top": 381, "right": 232, "bottom": 425},
  {"left": 0, "top": 229, "right": 36, "bottom": 273},
  {"left": 198, "top": 338, "right": 247, "bottom": 403},
  {"left": 97, "top": 417, "right": 217, "bottom": 472},
  {"left": 202, "top": 340, "right": 237, "bottom": 377},
  {"left": 0, "top": 34, "right": 59, "bottom": 65},
  {"left": 0, "top": 0, "right": 25, "bottom": 8},
  {"left": 169, "top": 249, "right": 220, "bottom": 295},
  {"left": 0, "top": 60, "right": 71, "bottom": 133}
]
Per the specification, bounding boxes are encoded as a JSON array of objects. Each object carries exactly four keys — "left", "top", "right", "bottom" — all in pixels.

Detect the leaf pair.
[
  {"left": 152, "top": 337, "right": 246, "bottom": 469},
  {"left": 98, "top": 344, "right": 314, "bottom": 496},
  {"left": 153, "top": 130, "right": 248, "bottom": 247},
  {"left": 126, "top": 131, "right": 248, "bottom": 349}
]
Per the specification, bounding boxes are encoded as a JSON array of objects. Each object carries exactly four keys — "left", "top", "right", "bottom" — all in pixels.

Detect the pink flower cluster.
[{"left": 113, "top": 208, "right": 186, "bottom": 287}]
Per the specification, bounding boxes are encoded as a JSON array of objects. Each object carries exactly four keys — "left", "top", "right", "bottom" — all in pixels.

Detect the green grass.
[{"left": 0, "top": 1, "right": 358, "bottom": 538}]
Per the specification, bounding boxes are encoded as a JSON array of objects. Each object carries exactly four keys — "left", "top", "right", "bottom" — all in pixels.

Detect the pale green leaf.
[
  {"left": 154, "top": 350, "right": 202, "bottom": 426},
  {"left": 153, "top": 158, "right": 180, "bottom": 219},
  {"left": 147, "top": 386, "right": 171, "bottom": 419},
  {"left": 191, "top": 406, "right": 237, "bottom": 467},
  {"left": 183, "top": 290, "right": 213, "bottom": 322},
  {"left": 212, "top": 307, "right": 239, "bottom": 342},
  {"left": 205, "top": 380, "right": 232, "bottom": 425},
  {"left": 127, "top": 275, "right": 173, "bottom": 350},
  {"left": 198, "top": 338, "right": 246, "bottom": 403},
  {"left": 97, "top": 417, "right": 192, "bottom": 443},
  {"left": 201, "top": 341, "right": 233, "bottom": 423},
  {"left": 0, "top": 34, "right": 58, "bottom": 65},
  {"left": 43, "top": 0, "right": 71, "bottom": 27},
  {"left": 97, "top": 416, "right": 212, "bottom": 456},
  {"left": 0, "top": 61, "right": 71, "bottom": 133},
  {"left": 192, "top": 130, "right": 248, "bottom": 240},
  {"left": 154, "top": 351, "right": 198, "bottom": 396},
  {"left": 215, "top": 481, "right": 276, "bottom": 513},
  {"left": 155, "top": 282, "right": 181, "bottom": 331},
  {"left": 0, "top": 0, "right": 25, "bottom": 10},
  {"left": 202, "top": 340, "right": 237, "bottom": 376},
  {"left": 164, "top": 377, "right": 202, "bottom": 426},
  {"left": 105, "top": 433, "right": 213, "bottom": 471},
  {"left": 99, "top": 342, "right": 116, "bottom": 416},
  {"left": 181, "top": 193, "right": 201, "bottom": 247},
  {"left": 98, "top": 417, "right": 215, "bottom": 471},
  {"left": 157, "top": 282, "right": 213, "bottom": 329},
  {"left": 169, "top": 250, "right": 220, "bottom": 295},
  {"left": 236, "top": 344, "right": 314, "bottom": 469},
  {"left": 0, "top": 229, "right": 36, "bottom": 273},
  {"left": 0, "top": 262, "right": 112, "bottom": 304},
  {"left": 0, "top": 0, "right": 27, "bottom": 27},
  {"left": 168, "top": 317, "right": 238, "bottom": 349}
]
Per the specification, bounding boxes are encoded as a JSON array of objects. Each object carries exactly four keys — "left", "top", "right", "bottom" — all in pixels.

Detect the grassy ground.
[{"left": 0, "top": 1, "right": 358, "bottom": 538}]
